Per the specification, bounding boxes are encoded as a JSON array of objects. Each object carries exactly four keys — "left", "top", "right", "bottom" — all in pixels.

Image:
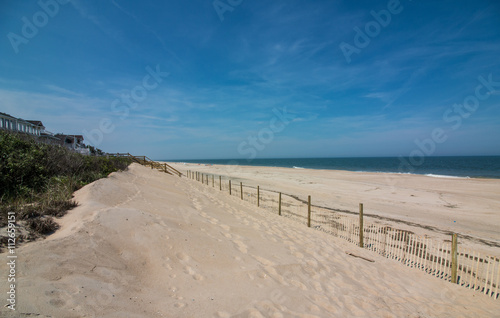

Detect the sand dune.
[{"left": 1, "top": 163, "right": 499, "bottom": 317}]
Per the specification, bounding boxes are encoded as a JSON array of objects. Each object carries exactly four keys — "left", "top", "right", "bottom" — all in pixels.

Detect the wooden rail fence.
[
  {"left": 109, "top": 153, "right": 182, "bottom": 177},
  {"left": 186, "top": 170, "right": 500, "bottom": 300}
]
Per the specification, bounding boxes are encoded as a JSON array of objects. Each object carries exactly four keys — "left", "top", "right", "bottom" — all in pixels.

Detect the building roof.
[
  {"left": 0, "top": 113, "right": 45, "bottom": 128},
  {"left": 0, "top": 112, "right": 16, "bottom": 119},
  {"left": 55, "top": 134, "right": 84, "bottom": 141},
  {"left": 26, "top": 120, "right": 45, "bottom": 128}
]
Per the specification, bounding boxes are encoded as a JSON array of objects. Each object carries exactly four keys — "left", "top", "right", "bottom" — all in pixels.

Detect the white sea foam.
[
  {"left": 293, "top": 166, "right": 305, "bottom": 169},
  {"left": 425, "top": 174, "right": 470, "bottom": 179}
]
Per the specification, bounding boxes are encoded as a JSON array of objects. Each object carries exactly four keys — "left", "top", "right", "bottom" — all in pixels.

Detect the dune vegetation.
[{"left": 0, "top": 130, "right": 131, "bottom": 248}]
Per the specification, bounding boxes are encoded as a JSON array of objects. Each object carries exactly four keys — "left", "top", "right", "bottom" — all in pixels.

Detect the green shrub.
[{"left": 0, "top": 130, "right": 132, "bottom": 247}]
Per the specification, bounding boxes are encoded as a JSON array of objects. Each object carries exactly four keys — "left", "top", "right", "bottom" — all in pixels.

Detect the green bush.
[{"left": 0, "top": 130, "right": 132, "bottom": 241}]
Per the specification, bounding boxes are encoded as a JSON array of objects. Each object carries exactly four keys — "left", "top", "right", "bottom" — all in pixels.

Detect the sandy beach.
[
  {"left": 1, "top": 163, "right": 499, "bottom": 317},
  {"left": 168, "top": 162, "right": 500, "bottom": 255}
]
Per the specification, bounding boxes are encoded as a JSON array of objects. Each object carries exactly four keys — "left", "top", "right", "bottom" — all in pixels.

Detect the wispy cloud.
[{"left": 1, "top": 1, "right": 499, "bottom": 158}]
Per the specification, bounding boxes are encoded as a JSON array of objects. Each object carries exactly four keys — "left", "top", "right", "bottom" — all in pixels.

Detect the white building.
[
  {"left": 55, "top": 134, "right": 90, "bottom": 155},
  {"left": 0, "top": 112, "right": 45, "bottom": 136}
]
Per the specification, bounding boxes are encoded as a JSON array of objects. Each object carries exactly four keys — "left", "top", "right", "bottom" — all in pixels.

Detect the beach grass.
[{"left": 0, "top": 130, "right": 131, "bottom": 246}]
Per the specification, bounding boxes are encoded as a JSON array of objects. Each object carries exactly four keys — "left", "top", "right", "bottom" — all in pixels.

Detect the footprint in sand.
[
  {"left": 312, "top": 281, "right": 323, "bottom": 292},
  {"left": 233, "top": 240, "right": 248, "bottom": 254},
  {"left": 184, "top": 266, "right": 205, "bottom": 281},
  {"left": 176, "top": 252, "right": 190, "bottom": 262},
  {"left": 185, "top": 266, "right": 196, "bottom": 275},
  {"left": 209, "top": 217, "right": 219, "bottom": 224},
  {"left": 216, "top": 311, "right": 231, "bottom": 318},
  {"left": 290, "top": 279, "right": 308, "bottom": 290},
  {"left": 254, "top": 256, "right": 275, "bottom": 267},
  {"left": 192, "top": 198, "right": 202, "bottom": 211},
  {"left": 292, "top": 251, "right": 304, "bottom": 259}
]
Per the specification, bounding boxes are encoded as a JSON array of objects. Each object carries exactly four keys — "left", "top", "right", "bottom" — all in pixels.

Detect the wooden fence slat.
[
  {"left": 485, "top": 256, "right": 491, "bottom": 294},
  {"left": 469, "top": 251, "right": 475, "bottom": 289},
  {"left": 359, "top": 203, "right": 364, "bottom": 248},
  {"left": 257, "top": 186, "right": 260, "bottom": 207},
  {"left": 451, "top": 234, "right": 458, "bottom": 283},
  {"left": 423, "top": 237, "right": 428, "bottom": 272},
  {"left": 494, "top": 259, "right": 500, "bottom": 298},
  {"left": 307, "top": 196, "right": 311, "bottom": 228},
  {"left": 279, "top": 192, "right": 282, "bottom": 216}
]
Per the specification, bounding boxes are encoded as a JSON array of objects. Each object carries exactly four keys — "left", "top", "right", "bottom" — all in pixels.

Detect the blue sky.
[{"left": 1, "top": 0, "right": 499, "bottom": 160}]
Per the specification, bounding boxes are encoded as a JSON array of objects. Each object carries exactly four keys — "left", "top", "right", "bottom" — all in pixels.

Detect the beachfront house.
[
  {"left": 0, "top": 112, "right": 45, "bottom": 136},
  {"left": 1, "top": 112, "right": 90, "bottom": 155},
  {"left": 55, "top": 134, "right": 90, "bottom": 155}
]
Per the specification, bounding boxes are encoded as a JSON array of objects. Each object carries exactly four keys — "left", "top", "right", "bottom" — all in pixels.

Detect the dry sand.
[
  {"left": 168, "top": 162, "right": 500, "bottom": 255},
  {"left": 1, "top": 163, "right": 499, "bottom": 317}
]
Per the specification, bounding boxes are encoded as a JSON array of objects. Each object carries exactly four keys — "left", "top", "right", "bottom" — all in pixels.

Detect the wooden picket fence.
[{"left": 186, "top": 170, "right": 500, "bottom": 299}]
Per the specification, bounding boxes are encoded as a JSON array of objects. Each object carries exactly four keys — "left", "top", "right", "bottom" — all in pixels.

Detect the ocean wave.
[
  {"left": 293, "top": 166, "right": 305, "bottom": 169},
  {"left": 355, "top": 171, "right": 471, "bottom": 179},
  {"left": 425, "top": 174, "right": 470, "bottom": 179}
]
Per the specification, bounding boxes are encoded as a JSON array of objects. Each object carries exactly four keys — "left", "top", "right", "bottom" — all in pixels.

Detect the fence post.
[
  {"left": 257, "top": 186, "right": 260, "bottom": 207},
  {"left": 212, "top": 175, "right": 214, "bottom": 187},
  {"left": 359, "top": 203, "right": 364, "bottom": 248},
  {"left": 307, "top": 195, "right": 311, "bottom": 227},
  {"left": 240, "top": 182, "right": 243, "bottom": 200},
  {"left": 278, "top": 192, "right": 282, "bottom": 216},
  {"left": 202, "top": 174, "right": 204, "bottom": 184},
  {"left": 451, "top": 233, "right": 458, "bottom": 284},
  {"left": 219, "top": 176, "right": 222, "bottom": 191},
  {"left": 229, "top": 180, "right": 232, "bottom": 195}
]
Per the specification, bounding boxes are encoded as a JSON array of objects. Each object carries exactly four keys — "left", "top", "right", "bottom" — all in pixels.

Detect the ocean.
[{"left": 167, "top": 156, "right": 500, "bottom": 179}]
